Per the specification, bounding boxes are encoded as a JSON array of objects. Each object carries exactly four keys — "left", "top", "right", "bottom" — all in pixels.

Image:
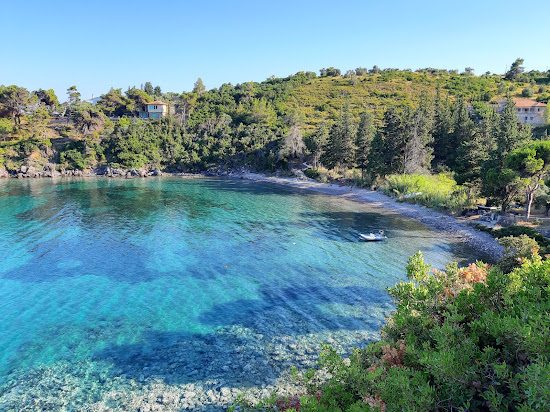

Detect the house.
[
  {"left": 139, "top": 101, "right": 169, "bottom": 119},
  {"left": 512, "top": 99, "right": 547, "bottom": 126}
]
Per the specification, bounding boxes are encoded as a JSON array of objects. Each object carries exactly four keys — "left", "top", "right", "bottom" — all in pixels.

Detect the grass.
[{"left": 381, "top": 173, "right": 475, "bottom": 213}]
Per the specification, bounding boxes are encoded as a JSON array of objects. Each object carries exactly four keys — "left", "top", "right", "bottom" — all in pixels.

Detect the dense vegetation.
[
  {"left": 1, "top": 59, "right": 549, "bottom": 217},
  {"left": 251, "top": 251, "right": 549, "bottom": 411}
]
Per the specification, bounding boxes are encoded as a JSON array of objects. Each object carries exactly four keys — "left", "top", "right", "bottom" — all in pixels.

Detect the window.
[
  {"left": 530, "top": 117, "right": 534, "bottom": 120},
  {"left": 525, "top": 117, "right": 528, "bottom": 121},
  {"left": 525, "top": 108, "right": 529, "bottom": 112},
  {"left": 538, "top": 108, "right": 542, "bottom": 112}
]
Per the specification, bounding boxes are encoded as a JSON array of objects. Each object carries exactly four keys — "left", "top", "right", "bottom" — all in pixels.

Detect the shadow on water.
[{"left": 92, "top": 285, "right": 390, "bottom": 387}]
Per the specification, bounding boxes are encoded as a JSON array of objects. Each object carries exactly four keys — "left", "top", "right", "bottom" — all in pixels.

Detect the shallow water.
[{"left": 0, "top": 177, "right": 478, "bottom": 409}]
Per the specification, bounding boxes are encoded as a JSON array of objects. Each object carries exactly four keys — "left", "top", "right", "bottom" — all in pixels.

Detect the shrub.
[
  {"left": 522, "top": 87, "right": 534, "bottom": 98},
  {"left": 267, "top": 252, "right": 550, "bottom": 411},
  {"left": 497, "top": 234, "right": 539, "bottom": 273},
  {"left": 303, "top": 168, "right": 320, "bottom": 179}
]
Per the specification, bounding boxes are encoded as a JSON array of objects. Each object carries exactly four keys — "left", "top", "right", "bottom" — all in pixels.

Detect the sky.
[{"left": 2, "top": 0, "right": 549, "bottom": 102}]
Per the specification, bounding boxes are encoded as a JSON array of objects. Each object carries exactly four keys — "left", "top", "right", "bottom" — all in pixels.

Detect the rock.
[
  {"left": 20, "top": 165, "right": 28, "bottom": 173},
  {"left": 0, "top": 167, "right": 9, "bottom": 178}
]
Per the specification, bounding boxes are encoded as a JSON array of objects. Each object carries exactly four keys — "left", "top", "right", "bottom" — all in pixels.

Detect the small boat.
[{"left": 359, "top": 230, "right": 387, "bottom": 241}]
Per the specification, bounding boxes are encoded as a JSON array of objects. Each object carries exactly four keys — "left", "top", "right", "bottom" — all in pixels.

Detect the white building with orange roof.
[{"left": 511, "top": 99, "right": 547, "bottom": 126}]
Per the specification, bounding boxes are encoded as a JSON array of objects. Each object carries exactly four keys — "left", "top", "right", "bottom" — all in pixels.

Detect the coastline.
[
  {"left": 0, "top": 171, "right": 506, "bottom": 410},
  {"left": 0, "top": 167, "right": 505, "bottom": 261},
  {"left": 240, "top": 172, "right": 504, "bottom": 262}
]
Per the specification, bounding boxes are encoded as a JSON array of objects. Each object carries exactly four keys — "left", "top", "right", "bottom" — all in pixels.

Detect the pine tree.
[
  {"left": 144, "top": 82, "right": 154, "bottom": 96},
  {"left": 355, "top": 109, "right": 375, "bottom": 179}
]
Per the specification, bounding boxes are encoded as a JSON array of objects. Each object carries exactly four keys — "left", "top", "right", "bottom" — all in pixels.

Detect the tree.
[
  {"left": 0, "top": 118, "right": 13, "bottom": 141},
  {"left": 71, "top": 103, "right": 105, "bottom": 135},
  {"left": 125, "top": 87, "right": 152, "bottom": 115},
  {"left": 379, "top": 107, "right": 408, "bottom": 175},
  {"left": 369, "top": 65, "right": 381, "bottom": 74},
  {"left": 522, "top": 87, "right": 534, "bottom": 97},
  {"left": 97, "top": 88, "right": 125, "bottom": 117},
  {"left": 492, "top": 97, "right": 531, "bottom": 168},
  {"left": 325, "top": 99, "right": 355, "bottom": 169},
  {"left": 507, "top": 141, "right": 550, "bottom": 218},
  {"left": 403, "top": 93, "right": 434, "bottom": 174},
  {"left": 448, "top": 95, "right": 475, "bottom": 171},
  {"left": 280, "top": 123, "right": 305, "bottom": 161},
  {"left": 431, "top": 87, "right": 453, "bottom": 168},
  {"left": 455, "top": 109, "right": 497, "bottom": 187},
  {"left": 307, "top": 122, "right": 329, "bottom": 168},
  {"left": 66, "top": 85, "right": 81, "bottom": 105},
  {"left": 355, "top": 109, "right": 375, "bottom": 179},
  {"left": 143, "top": 82, "right": 154, "bottom": 95},
  {"left": 483, "top": 167, "right": 522, "bottom": 213},
  {"left": 153, "top": 85, "right": 162, "bottom": 96},
  {"left": 193, "top": 78, "right": 206, "bottom": 95},
  {"left": 504, "top": 58, "right": 524, "bottom": 81},
  {"left": 0, "top": 85, "right": 30, "bottom": 126},
  {"left": 63, "top": 85, "right": 81, "bottom": 120},
  {"left": 34, "top": 89, "right": 59, "bottom": 108}
]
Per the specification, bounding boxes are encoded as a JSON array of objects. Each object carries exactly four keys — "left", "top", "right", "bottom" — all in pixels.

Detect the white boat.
[{"left": 359, "top": 230, "right": 387, "bottom": 241}]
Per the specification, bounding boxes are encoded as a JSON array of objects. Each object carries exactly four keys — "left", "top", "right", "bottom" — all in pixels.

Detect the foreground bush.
[
  {"left": 273, "top": 252, "right": 550, "bottom": 411},
  {"left": 382, "top": 174, "right": 474, "bottom": 213}
]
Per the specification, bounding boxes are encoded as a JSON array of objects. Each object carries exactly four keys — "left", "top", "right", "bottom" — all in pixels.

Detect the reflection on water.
[{"left": 0, "top": 177, "right": 480, "bottom": 409}]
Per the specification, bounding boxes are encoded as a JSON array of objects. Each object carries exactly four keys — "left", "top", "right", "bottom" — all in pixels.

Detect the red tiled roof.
[
  {"left": 513, "top": 99, "right": 547, "bottom": 108},
  {"left": 147, "top": 101, "right": 168, "bottom": 105}
]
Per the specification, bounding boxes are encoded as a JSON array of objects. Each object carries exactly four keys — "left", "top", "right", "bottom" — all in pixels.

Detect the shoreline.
[
  {"left": 240, "top": 172, "right": 504, "bottom": 262},
  {"left": 0, "top": 169, "right": 505, "bottom": 261}
]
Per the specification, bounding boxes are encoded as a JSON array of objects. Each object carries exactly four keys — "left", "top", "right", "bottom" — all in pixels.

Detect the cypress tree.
[
  {"left": 492, "top": 97, "right": 531, "bottom": 167},
  {"left": 404, "top": 93, "right": 434, "bottom": 174},
  {"left": 326, "top": 99, "right": 355, "bottom": 169},
  {"left": 449, "top": 95, "right": 475, "bottom": 172},
  {"left": 355, "top": 109, "right": 376, "bottom": 179},
  {"left": 455, "top": 107, "right": 498, "bottom": 186},
  {"left": 431, "top": 86, "right": 453, "bottom": 168}
]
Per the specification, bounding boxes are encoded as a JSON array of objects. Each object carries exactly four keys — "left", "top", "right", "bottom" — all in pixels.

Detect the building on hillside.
[
  {"left": 138, "top": 101, "right": 170, "bottom": 119},
  {"left": 87, "top": 94, "right": 101, "bottom": 105},
  {"left": 496, "top": 99, "right": 547, "bottom": 126}
]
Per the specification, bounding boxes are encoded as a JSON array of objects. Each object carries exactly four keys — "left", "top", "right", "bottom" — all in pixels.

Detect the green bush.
[
  {"left": 272, "top": 252, "right": 550, "bottom": 411},
  {"left": 497, "top": 234, "right": 539, "bottom": 273},
  {"left": 304, "top": 168, "right": 320, "bottom": 179},
  {"left": 382, "top": 173, "right": 474, "bottom": 212},
  {"left": 475, "top": 224, "right": 550, "bottom": 255},
  {"left": 522, "top": 87, "right": 534, "bottom": 98}
]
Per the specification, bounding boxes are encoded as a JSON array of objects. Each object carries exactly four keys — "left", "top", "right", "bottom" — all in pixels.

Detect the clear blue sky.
[{"left": 2, "top": 0, "right": 549, "bottom": 102}]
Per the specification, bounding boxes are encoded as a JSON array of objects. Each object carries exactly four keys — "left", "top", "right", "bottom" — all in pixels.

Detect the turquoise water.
[{"left": 0, "top": 177, "right": 476, "bottom": 408}]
